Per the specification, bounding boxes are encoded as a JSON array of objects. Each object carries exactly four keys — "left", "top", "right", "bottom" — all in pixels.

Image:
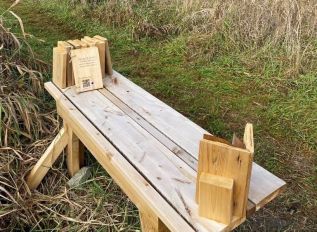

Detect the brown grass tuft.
[
  {"left": 0, "top": 4, "right": 139, "bottom": 230},
  {"left": 0, "top": 11, "right": 56, "bottom": 147},
  {"left": 72, "top": 0, "right": 317, "bottom": 76}
]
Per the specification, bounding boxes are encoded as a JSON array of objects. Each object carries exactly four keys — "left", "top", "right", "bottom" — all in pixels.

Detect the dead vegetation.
[
  {"left": 0, "top": 10, "right": 55, "bottom": 147},
  {"left": 0, "top": 4, "right": 139, "bottom": 230},
  {"left": 72, "top": 0, "right": 317, "bottom": 77}
]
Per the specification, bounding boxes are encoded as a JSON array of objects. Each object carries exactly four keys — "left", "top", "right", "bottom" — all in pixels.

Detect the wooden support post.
[
  {"left": 66, "top": 124, "right": 85, "bottom": 176},
  {"left": 26, "top": 127, "right": 68, "bottom": 190},
  {"left": 139, "top": 208, "right": 170, "bottom": 232}
]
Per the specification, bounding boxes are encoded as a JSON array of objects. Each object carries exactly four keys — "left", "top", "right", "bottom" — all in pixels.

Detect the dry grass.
[
  {"left": 73, "top": 0, "right": 317, "bottom": 76},
  {"left": 0, "top": 10, "right": 55, "bottom": 147},
  {"left": 0, "top": 145, "right": 139, "bottom": 230},
  {"left": 0, "top": 3, "right": 139, "bottom": 230}
]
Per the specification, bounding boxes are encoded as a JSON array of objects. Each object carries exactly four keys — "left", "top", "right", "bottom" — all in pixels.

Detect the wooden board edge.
[
  {"left": 48, "top": 84, "right": 198, "bottom": 232},
  {"left": 255, "top": 183, "right": 286, "bottom": 210},
  {"left": 103, "top": 71, "right": 286, "bottom": 213}
]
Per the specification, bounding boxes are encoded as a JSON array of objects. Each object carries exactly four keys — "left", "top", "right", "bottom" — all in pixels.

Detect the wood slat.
[
  {"left": 103, "top": 71, "right": 286, "bottom": 209},
  {"left": 45, "top": 82, "right": 195, "bottom": 232},
  {"left": 63, "top": 87, "right": 232, "bottom": 231},
  {"left": 99, "top": 88, "right": 257, "bottom": 215},
  {"left": 99, "top": 88, "right": 198, "bottom": 170}
]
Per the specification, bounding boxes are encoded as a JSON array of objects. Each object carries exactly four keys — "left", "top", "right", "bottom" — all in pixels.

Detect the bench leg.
[
  {"left": 26, "top": 127, "right": 68, "bottom": 190},
  {"left": 66, "top": 124, "right": 85, "bottom": 177},
  {"left": 139, "top": 208, "right": 170, "bottom": 232}
]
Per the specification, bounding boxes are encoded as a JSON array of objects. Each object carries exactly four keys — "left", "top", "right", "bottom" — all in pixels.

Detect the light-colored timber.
[
  {"left": 71, "top": 47, "right": 103, "bottom": 93},
  {"left": 243, "top": 123, "right": 254, "bottom": 154},
  {"left": 98, "top": 88, "right": 198, "bottom": 170},
  {"left": 44, "top": 82, "right": 197, "bottom": 232},
  {"left": 198, "top": 173, "right": 234, "bottom": 224},
  {"left": 27, "top": 70, "right": 286, "bottom": 231},
  {"left": 65, "top": 123, "right": 84, "bottom": 176},
  {"left": 67, "top": 39, "right": 81, "bottom": 49},
  {"left": 94, "top": 35, "right": 113, "bottom": 76},
  {"left": 89, "top": 36, "right": 106, "bottom": 77},
  {"left": 195, "top": 140, "right": 252, "bottom": 221},
  {"left": 99, "top": 88, "right": 257, "bottom": 215},
  {"left": 52, "top": 47, "right": 67, "bottom": 89},
  {"left": 63, "top": 85, "right": 233, "bottom": 231},
  {"left": 81, "top": 37, "right": 97, "bottom": 47},
  {"left": 104, "top": 71, "right": 286, "bottom": 210},
  {"left": 57, "top": 41, "right": 73, "bottom": 87},
  {"left": 26, "top": 127, "right": 68, "bottom": 189},
  {"left": 140, "top": 207, "right": 171, "bottom": 232},
  {"left": 78, "top": 40, "right": 88, "bottom": 48}
]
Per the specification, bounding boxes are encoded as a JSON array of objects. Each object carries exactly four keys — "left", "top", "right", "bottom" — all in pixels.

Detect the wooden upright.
[{"left": 196, "top": 124, "right": 254, "bottom": 225}]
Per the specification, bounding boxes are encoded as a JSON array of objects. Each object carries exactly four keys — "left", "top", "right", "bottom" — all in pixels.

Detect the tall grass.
[
  {"left": 73, "top": 0, "right": 317, "bottom": 76},
  {"left": 0, "top": 4, "right": 139, "bottom": 230},
  {"left": 0, "top": 8, "right": 56, "bottom": 147}
]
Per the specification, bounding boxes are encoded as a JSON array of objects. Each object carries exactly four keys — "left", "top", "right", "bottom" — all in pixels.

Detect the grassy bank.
[{"left": 1, "top": 0, "right": 316, "bottom": 231}]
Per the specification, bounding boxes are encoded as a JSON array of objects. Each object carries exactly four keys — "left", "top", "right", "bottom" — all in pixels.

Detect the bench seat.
[{"left": 44, "top": 70, "right": 285, "bottom": 231}]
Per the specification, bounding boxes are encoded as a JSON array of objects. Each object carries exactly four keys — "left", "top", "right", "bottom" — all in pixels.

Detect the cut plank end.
[{"left": 199, "top": 172, "right": 234, "bottom": 225}]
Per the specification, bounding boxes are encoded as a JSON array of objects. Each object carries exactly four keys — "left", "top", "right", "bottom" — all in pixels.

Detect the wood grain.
[
  {"left": 94, "top": 35, "right": 113, "bottom": 76},
  {"left": 196, "top": 140, "right": 252, "bottom": 220},
  {"left": 199, "top": 173, "right": 233, "bottom": 224},
  {"left": 103, "top": 71, "right": 286, "bottom": 211},
  {"left": 57, "top": 41, "right": 73, "bottom": 87},
  {"left": 63, "top": 86, "right": 228, "bottom": 231},
  {"left": 27, "top": 127, "right": 68, "bottom": 189},
  {"left": 45, "top": 82, "right": 196, "bottom": 232},
  {"left": 140, "top": 207, "right": 171, "bottom": 232},
  {"left": 52, "top": 47, "right": 67, "bottom": 88},
  {"left": 65, "top": 123, "right": 84, "bottom": 176}
]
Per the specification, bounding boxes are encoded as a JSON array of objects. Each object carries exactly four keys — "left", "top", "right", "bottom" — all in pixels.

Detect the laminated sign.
[{"left": 71, "top": 46, "right": 103, "bottom": 93}]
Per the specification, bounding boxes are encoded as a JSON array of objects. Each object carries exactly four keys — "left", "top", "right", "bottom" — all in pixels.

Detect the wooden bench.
[{"left": 27, "top": 71, "right": 286, "bottom": 231}]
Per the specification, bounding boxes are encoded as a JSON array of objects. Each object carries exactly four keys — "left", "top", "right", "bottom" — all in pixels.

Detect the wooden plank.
[
  {"left": 196, "top": 140, "right": 252, "bottom": 220},
  {"left": 246, "top": 201, "right": 256, "bottom": 216},
  {"left": 78, "top": 40, "right": 88, "bottom": 48},
  {"left": 57, "top": 41, "right": 73, "bottom": 87},
  {"left": 88, "top": 36, "right": 106, "bottom": 77},
  {"left": 99, "top": 88, "right": 258, "bottom": 216},
  {"left": 44, "top": 82, "right": 195, "bottom": 232},
  {"left": 99, "top": 89, "right": 198, "bottom": 170},
  {"left": 199, "top": 173, "right": 233, "bottom": 225},
  {"left": 63, "top": 87, "right": 230, "bottom": 231},
  {"left": 249, "top": 163, "right": 286, "bottom": 210},
  {"left": 103, "top": 71, "right": 286, "bottom": 210},
  {"left": 52, "top": 47, "right": 67, "bottom": 88},
  {"left": 64, "top": 41, "right": 77, "bottom": 86},
  {"left": 65, "top": 123, "right": 84, "bottom": 176},
  {"left": 27, "top": 127, "right": 68, "bottom": 190},
  {"left": 94, "top": 35, "right": 113, "bottom": 76}
]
